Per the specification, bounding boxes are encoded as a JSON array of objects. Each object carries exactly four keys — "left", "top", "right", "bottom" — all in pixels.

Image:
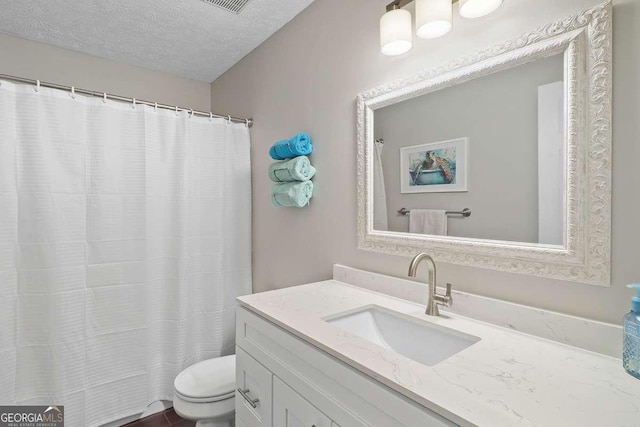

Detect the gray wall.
[
  {"left": 211, "top": 0, "right": 640, "bottom": 325},
  {"left": 375, "top": 54, "right": 564, "bottom": 242},
  {"left": 0, "top": 33, "right": 211, "bottom": 111}
]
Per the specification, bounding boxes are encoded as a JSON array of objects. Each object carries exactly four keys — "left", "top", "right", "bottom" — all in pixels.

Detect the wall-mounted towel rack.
[{"left": 397, "top": 208, "right": 471, "bottom": 217}]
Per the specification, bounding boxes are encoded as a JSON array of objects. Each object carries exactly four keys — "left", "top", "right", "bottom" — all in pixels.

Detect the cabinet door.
[
  {"left": 236, "top": 347, "right": 273, "bottom": 427},
  {"left": 273, "top": 377, "right": 332, "bottom": 427}
]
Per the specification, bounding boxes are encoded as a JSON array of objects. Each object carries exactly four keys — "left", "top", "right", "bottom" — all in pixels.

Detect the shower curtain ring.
[
  {"left": 189, "top": 109, "right": 193, "bottom": 119},
  {"left": 154, "top": 102, "right": 158, "bottom": 112},
  {"left": 175, "top": 106, "right": 179, "bottom": 116},
  {"left": 35, "top": 80, "right": 40, "bottom": 93},
  {"left": 103, "top": 93, "right": 107, "bottom": 103},
  {"left": 132, "top": 98, "right": 136, "bottom": 109},
  {"left": 209, "top": 112, "right": 213, "bottom": 121},
  {"left": 70, "top": 86, "right": 76, "bottom": 99},
  {"left": 245, "top": 118, "right": 250, "bottom": 127},
  {"left": 227, "top": 115, "right": 232, "bottom": 124}
]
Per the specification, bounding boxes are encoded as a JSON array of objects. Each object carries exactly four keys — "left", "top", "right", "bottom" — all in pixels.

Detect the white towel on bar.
[{"left": 409, "top": 209, "right": 448, "bottom": 235}]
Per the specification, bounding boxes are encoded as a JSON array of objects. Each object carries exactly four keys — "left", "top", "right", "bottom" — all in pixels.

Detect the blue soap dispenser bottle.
[{"left": 624, "top": 284, "right": 640, "bottom": 379}]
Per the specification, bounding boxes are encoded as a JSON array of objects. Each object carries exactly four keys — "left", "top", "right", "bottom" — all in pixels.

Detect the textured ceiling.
[{"left": 0, "top": 0, "right": 315, "bottom": 82}]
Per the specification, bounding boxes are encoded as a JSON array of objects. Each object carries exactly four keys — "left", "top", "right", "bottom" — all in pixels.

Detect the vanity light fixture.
[
  {"left": 380, "top": 7, "right": 413, "bottom": 56},
  {"left": 380, "top": 0, "right": 503, "bottom": 55},
  {"left": 459, "top": 0, "right": 503, "bottom": 18},
  {"left": 416, "top": 0, "right": 453, "bottom": 39}
]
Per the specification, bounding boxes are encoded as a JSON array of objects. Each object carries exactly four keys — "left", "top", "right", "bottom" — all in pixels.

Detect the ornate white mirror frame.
[{"left": 356, "top": 1, "right": 612, "bottom": 286}]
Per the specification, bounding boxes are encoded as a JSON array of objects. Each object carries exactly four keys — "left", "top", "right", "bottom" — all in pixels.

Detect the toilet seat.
[
  {"left": 175, "top": 388, "right": 235, "bottom": 404},
  {"left": 174, "top": 355, "right": 236, "bottom": 404}
]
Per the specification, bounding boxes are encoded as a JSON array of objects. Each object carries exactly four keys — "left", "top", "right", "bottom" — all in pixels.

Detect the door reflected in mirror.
[{"left": 373, "top": 53, "right": 565, "bottom": 246}]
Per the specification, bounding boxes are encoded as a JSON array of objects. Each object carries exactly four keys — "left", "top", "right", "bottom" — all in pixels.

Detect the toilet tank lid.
[{"left": 174, "top": 355, "right": 236, "bottom": 399}]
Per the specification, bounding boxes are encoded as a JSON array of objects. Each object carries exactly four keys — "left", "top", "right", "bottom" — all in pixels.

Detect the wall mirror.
[{"left": 357, "top": 1, "right": 612, "bottom": 285}]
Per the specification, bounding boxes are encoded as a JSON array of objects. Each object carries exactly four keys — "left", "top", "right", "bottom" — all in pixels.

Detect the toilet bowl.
[{"left": 173, "top": 355, "right": 236, "bottom": 427}]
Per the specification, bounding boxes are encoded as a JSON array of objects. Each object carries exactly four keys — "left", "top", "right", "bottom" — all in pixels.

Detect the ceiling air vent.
[{"left": 200, "top": 0, "right": 251, "bottom": 14}]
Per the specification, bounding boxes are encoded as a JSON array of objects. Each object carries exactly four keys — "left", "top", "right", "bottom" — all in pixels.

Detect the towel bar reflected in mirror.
[{"left": 397, "top": 208, "right": 471, "bottom": 217}]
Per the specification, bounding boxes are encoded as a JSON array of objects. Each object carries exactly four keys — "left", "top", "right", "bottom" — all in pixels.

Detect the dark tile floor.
[{"left": 121, "top": 408, "right": 195, "bottom": 427}]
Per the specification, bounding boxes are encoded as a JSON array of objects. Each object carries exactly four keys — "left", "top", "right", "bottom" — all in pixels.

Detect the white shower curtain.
[
  {"left": 373, "top": 140, "right": 388, "bottom": 231},
  {"left": 0, "top": 80, "right": 252, "bottom": 427}
]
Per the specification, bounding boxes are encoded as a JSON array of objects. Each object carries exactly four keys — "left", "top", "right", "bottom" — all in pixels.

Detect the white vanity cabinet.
[
  {"left": 236, "top": 347, "right": 272, "bottom": 427},
  {"left": 273, "top": 377, "right": 332, "bottom": 427},
  {"left": 235, "top": 306, "right": 457, "bottom": 427}
]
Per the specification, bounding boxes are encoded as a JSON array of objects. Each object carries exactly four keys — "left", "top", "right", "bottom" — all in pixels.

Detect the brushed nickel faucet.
[{"left": 407, "top": 253, "right": 453, "bottom": 316}]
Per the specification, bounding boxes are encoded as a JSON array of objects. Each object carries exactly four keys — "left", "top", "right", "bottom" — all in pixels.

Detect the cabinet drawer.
[
  {"left": 236, "top": 347, "right": 273, "bottom": 427},
  {"left": 274, "top": 377, "right": 332, "bottom": 427}
]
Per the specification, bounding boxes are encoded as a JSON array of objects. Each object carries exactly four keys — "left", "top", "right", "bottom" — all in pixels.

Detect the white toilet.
[{"left": 173, "top": 355, "right": 236, "bottom": 427}]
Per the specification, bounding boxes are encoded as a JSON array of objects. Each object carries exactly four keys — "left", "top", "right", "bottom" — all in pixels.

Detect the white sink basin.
[{"left": 326, "top": 306, "right": 480, "bottom": 367}]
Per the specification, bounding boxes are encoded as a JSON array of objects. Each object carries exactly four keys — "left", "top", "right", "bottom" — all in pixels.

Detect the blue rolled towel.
[{"left": 269, "top": 133, "right": 313, "bottom": 160}]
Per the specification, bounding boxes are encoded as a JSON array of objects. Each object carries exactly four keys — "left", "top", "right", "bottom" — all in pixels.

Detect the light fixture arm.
[{"left": 386, "top": 0, "right": 459, "bottom": 12}]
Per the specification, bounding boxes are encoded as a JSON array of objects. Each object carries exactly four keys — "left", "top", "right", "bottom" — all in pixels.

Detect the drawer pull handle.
[{"left": 237, "top": 388, "right": 259, "bottom": 408}]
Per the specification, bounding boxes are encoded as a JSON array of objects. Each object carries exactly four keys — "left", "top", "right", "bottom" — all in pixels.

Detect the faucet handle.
[
  {"left": 445, "top": 283, "right": 452, "bottom": 297},
  {"left": 436, "top": 283, "right": 453, "bottom": 307}
]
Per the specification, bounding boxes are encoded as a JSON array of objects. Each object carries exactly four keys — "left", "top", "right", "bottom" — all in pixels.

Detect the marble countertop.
[{"left": 238, "top": 280, "right": 640, "bottom": 427}]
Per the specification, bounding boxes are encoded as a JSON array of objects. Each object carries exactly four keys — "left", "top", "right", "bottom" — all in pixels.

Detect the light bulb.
[
  {"left": 380, "top": 8, "right": 413, "bottom": 56},
  {"left": 416, "top": 0, "right": 452, "bottom": 39},
  {"left": 459, "top": 0, "right": 503, "bottom": 18}
]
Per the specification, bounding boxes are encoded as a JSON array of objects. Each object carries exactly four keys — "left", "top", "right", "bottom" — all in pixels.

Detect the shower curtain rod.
[{"left": 0, "top": 73, "right": 254, "bottom": 127}]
